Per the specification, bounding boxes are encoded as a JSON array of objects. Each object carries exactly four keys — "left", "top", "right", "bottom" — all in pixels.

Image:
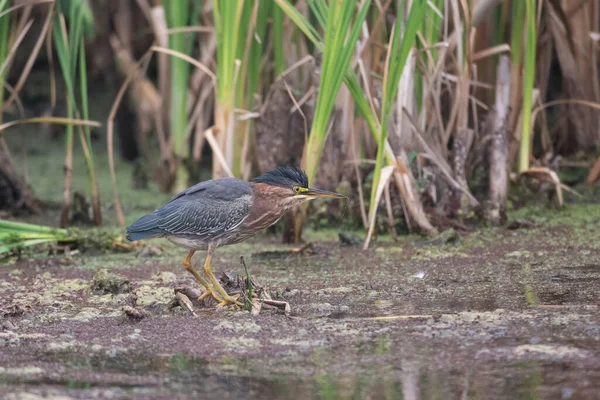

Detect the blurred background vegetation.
[{"left": 1, "top": 0, "right": 600, "bottom": 252}]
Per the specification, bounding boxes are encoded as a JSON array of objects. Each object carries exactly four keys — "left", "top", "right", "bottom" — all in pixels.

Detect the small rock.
[
  {"left": 1, "top": 320, "right": 17, "bottom": 331},
  {"left": 90, "top": 269, "right": 131, "bottom": 294},
  {"left": 338, "top": 232, "right": 362, "bottom": 248},
  {"left": 152, "top": 271, "right": 177, "bottom": 283},
  {"left": 122, "top": 306, "right": 151, "bottom": 321}
]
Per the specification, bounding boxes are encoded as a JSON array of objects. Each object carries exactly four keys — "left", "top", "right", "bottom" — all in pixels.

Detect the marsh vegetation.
[{"left": 1, "top": 1, "right": 600, "bottom": 398}]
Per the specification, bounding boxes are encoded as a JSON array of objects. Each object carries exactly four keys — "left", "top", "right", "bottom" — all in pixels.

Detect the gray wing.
[{"left": 126, "top": 178, "right": 252, "bottom": 241}]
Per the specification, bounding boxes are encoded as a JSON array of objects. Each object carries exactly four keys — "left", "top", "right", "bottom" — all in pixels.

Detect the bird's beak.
[{"left": 304, "top": 188, "right": 346, "bottom": 199}]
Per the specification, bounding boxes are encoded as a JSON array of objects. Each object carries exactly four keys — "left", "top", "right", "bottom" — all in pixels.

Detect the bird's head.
[{"left": 252, "top": 166, "right": 346, "bottom": 210}]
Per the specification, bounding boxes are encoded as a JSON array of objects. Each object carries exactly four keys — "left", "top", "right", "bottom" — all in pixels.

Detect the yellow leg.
[
  {"left": 183, "top": 250, "right": 223, "bottom": 303},
  {"left": 203, "top": 250, "right": 243, "bottom": 307}
]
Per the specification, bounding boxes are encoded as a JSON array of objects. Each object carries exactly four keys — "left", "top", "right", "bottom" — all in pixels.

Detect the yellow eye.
[{"left": 293, "top": 186, "right": 301, "bottom": 194}]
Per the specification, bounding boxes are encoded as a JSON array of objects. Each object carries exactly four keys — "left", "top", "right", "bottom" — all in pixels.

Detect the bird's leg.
[
  {"left": 203, "top": 249, "right": 243, "bottom": 307},
  {"left": 182, "top": 250, "right": 223, "bottom": 303}
]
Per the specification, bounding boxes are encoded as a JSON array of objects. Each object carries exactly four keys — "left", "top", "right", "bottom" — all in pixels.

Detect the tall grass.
[
  {"left": 4, "top": 0, "right": 599, "bottom": 240},
  {"left": 212, "top": 0, "right": 244, "bottom": 178},
  {"left": 368, "top": 1, "right": 427, "bottom": 233},
  {"left": 237, "top": 0, "right": 270, "bottom": 178},
  {"left": 165, "top": 0, "right": 195, "bottom": 192},
  {"left": 275, "top": 0, "right": 370, "bottom": 184},
  {"left": 52, "top": 0, "right": 100, "bottom": 227}
]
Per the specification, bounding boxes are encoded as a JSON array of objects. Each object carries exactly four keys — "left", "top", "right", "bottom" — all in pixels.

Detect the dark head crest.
[{"left": 252, "top": 166, "right": 309, "bottom": 189}]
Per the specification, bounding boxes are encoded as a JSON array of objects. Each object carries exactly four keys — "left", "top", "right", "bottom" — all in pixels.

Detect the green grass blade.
[
  {"left": 166, "top": 0, "right": 192, "bottom": 190},
  {"left": 274, "top": 0, "right": 322, "bottom": 47},
  {"left": 272, "top": 4, "right": 285, "bottom": 75},
  {"left": 304, "top": 0, "right": 371, "bottom": 183},
  {"left": 518, "top": 0, "right": 536, "bottom": 173},
  {"left": 369, "top": 0, "right": 428, "bottom": 221}
]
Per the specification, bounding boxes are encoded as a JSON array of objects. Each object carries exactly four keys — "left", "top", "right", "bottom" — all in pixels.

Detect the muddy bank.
[{"left": 1, "top": 215, "right": 600, "bottom": 399}]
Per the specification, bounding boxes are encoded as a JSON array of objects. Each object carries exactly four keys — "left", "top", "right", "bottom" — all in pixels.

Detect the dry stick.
[
  {"left": 0, "top": 118, "right": 101, "bottom": 133},
  {"left": 525, "top": 98, "right": 600, "bottom": 184},
  {"left": 441, "top": 72, "right": 494, "bottom": 90},
  {"left": 364, "top": 165, "right": 395, "bottom": 249},
  {"left": 485, "top": 55, "right": 510, "bottom": 224},
  {"left": 149, "top": 45, "right": 220, "bottom": 172},
  {"left": 282, "top": 80, "right": 309, "bottom": 142},
  {"left": 107, "top": 50, "right": 155, "bottom": 227},
  {"left": 0, "top": 3, "right": 53, "bottom": 113},
  {"left": 350, "top": 118, "right": 369, "bottom": 230},
  {"left": 0, "top": 19, "right": 33, "bottom": 79},
  {"left": 189, "top": 84, "right": 214, "bottom": 159},
  {"left": 402, "top": 108, "right": 480, "bottom": 207},
  {"left": 110, "top": 35, "right": 161, "bottom": 165},
  {"left": 191, "top": 31, "right": 217, "bottom": 163},
  {"left": 443, "top": 0, "right": 466, "bottom": 144},
  {"left": 3, "top": 82, "right": 25, "bottom": 117},
  {"left": 392, "top": 156, "right": 437, "bottom": 237},
  {"left": 75, "top": 115, "right": 102, "bottom": 226},
  {"left": 422, "top": 47, "right": 449, "bottom": 146},
  {"left": 147, "top": 2, "right": 169, "bottom": 131},
  {"left": 521, "top": 167, "right": 564, "bottom": 206},
  {"left": 175, "top": 292, "right": 198, "bottom": 317},
  {"left": 45, "top": 21, "right": 56, "bottom": 112},
  {"left": 0, "top": 0, "right": 53, "bottom": 20},
  {"left": 470, "top": 65, "right": 480, "bottom": 137},
  {"left": 393, "top": 50, "right": 417, "bottom": 232},
  {"left": 204, "top": 128, "right": 234, "bottom": 178},
  {"left": 150, "top": 46, "right": 217, "bottom": 90},
  {"left": 167, "top": 26, "right": 213, "bottom": 35},
  {"left": 472, "top": 44, "right": 511, "bottom": 62}
]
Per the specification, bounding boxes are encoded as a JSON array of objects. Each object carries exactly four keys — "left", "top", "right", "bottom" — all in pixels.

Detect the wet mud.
[{"left": 1, "top": 218, "right": 600, "bottom": 399}]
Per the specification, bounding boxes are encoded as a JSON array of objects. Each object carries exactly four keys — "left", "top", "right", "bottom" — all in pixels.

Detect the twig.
[
  {"left": 262, "top": 299, "right": 291, "bottom": 316},
  {"left": 175, "top": 292, "right": 198, "bottom": 317}
]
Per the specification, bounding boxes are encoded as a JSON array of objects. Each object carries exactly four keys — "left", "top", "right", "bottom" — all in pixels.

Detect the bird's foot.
[
  {"left": 216, "top": 294, "right": 243, "bottom": 308},
  {"left": 197, "top": 289, "right": 223, "bottom": 303}
]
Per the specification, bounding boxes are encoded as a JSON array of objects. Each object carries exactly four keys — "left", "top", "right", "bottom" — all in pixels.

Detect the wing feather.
[{"left": 126, "top": 177, "right": 252, "bottom": 242}]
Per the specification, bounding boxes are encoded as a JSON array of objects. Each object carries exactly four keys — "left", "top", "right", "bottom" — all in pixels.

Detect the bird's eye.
[{"left": 293, "top": 186, "right": 301, "bottom": 194}]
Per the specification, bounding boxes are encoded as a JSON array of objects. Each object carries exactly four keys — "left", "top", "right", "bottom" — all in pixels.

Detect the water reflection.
[{"left": 3, "top": 347, "right": 594, "bottom": 399}]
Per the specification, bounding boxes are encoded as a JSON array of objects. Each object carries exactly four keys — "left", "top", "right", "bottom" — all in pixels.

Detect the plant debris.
[
  {"left": 174, "top": 292, "right": 198, "bottom": 317},
  {"left": 167, "top": 270, "right": 291, "bottom": 317},
  {"left": 251, "top": 243, "right": 315, "bottom": 261}
]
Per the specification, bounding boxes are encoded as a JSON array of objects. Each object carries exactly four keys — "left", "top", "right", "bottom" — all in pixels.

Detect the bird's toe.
[{"left": 216, "top": 294, "right": 243, "bottom": 308}]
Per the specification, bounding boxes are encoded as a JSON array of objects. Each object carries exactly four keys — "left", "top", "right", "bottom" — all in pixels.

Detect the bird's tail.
[{"left": 125, "top": 213, "right": 164, "bottom": 242}]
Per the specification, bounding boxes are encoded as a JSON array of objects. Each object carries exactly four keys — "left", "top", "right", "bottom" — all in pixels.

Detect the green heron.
[{"left": 126, "top": 166, "right": 345, "bottom": 307}]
